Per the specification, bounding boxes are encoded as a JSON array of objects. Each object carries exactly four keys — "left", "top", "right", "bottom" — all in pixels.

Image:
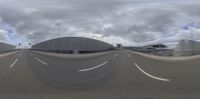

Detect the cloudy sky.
[{"left": 0, "top": 0, "right": 200, "bottom": 48}]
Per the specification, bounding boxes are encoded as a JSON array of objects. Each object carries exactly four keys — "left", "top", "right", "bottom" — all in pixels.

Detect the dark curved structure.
[{"left": 32, "top": 37, "right": 115, "bottom": 54}]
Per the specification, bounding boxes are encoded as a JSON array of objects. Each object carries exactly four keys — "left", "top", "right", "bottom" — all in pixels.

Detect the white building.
[{"left": 173, "top": 39, "right": 200, "bottom": 56}]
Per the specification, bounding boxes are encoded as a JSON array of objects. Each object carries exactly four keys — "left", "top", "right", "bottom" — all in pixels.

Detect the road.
[{"left": 0, "top": 50, "right": 200, "bottom": 99}]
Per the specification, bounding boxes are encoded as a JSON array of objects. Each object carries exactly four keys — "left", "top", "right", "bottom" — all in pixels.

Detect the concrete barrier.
[
  {"left": 0, "top": 50, "right": 19, "bottom": 58},
  {"left": 130, "top": 50, "right": 200, "bottom": 62},
  {"left": 31, "top": 50, "right": 118, "bottom": 59}
]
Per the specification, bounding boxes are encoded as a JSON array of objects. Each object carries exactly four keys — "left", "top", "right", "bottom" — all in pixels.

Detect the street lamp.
[
  {"left": 18, "top": 43, "right": 21, "bottom": 49},
  {"left": 56, "top": 22, "right": 61, "bottom": 38}
]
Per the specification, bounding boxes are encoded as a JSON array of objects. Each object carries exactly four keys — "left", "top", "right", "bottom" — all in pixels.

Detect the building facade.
[
  {"left": 32, "top": 37, "right": 115, "bottom": 54},
  {"left": 173, "top": 40, "right": 200, "bottom": 56},
  {"left": 125, "top": 44, "right": 172, "bottom": 56}
]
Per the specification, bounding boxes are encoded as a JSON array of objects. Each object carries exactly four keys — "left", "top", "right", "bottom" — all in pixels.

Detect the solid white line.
[
  {"left": 9, "top": 59, "right": 18, "bottom": 68},
  {"left": 78, "top": 61, "right": 109, "bottom": 72},
  {"left": 35, "top": 57, "right": 48, "bottom": 66},
  {"left": 134, "top": 63, "right": 170, "bottom": 82}
]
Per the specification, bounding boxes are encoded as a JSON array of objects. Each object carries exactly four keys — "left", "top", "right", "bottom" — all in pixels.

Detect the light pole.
[
  {"left": 18, "top": 43, "right": 21, "bottom": 49},
  {"left": 192, "top": 28, "right": 194, "bottom": 40},
  {"left": 28, "top": 43, "right": 32, "bottom": 49},
  {"left": 56, "top": 22, "right": 61, "bottom": 38}
]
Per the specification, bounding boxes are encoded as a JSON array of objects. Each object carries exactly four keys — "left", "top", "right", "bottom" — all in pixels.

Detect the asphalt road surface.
[{"left": 0, "top": 50, "right": 200, "bottom": 99}]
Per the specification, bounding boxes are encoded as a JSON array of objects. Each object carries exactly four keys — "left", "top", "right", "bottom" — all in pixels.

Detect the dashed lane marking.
[
  {"left": 134, "top": 62, "right": 171, "bottom": 82},
  {"left": 9, "top": 59, "right": 18, "bottom": 68},
  {"left": 35, "top": 57, "right": 48, "bottom": 66},
  {"left": 78, "top": 61, "right": 109, "bottom": 72}
]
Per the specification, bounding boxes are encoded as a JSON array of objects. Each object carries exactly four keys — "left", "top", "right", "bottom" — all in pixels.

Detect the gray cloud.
[
  {"left": 0, "top": 29, "right": 8, "bottom": 41},
  {"left": 0, "top": 0, "right": 200, "bottom": 47}
]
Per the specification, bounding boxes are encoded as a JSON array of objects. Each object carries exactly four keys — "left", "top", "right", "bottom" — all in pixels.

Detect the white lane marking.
[
  {"left": 128, "top": 54, "right": 131, "bottom": 58},
  {"left": 114, "top": 54, "right": 119, "bottom": 58},
  {"left": 134, "top": 63, "right": 170, "bottom": 82},
  {"left": 35, "top": 57, "right": 48, "bottom": 66},
  {"left": 9, "top": 59, "right": 18, "bottom": 68},
  {"left": 78, "top": 61, "right": 109, "bottom": 72}
]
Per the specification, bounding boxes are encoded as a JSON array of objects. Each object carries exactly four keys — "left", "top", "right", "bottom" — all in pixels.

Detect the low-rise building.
[
  {"left": 173, "top": 39, "right": 200, "bottom": 56},
  {"left": 125, "top": 44, "right": 173, "bottom": 56},
  {"left": 31, "top": 37, "right": 115, "bottom": 54}
]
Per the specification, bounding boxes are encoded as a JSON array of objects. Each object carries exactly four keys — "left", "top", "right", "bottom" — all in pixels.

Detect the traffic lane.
[
  {"left": 0, "top": 50, "right": 197, "bottom": 98},
  {"left": 96, "top": 50, "right": 173, "bottom": 97},
  {"left": 128, "top": 51, "right": 200, "bottom": 93},
  {"left": 29, "top": 50, "right": 119, "bottom": 73},
  {"left": 0, "top": 50, "right": 196, "bottom": 98},
  {"left": 28, "top": 50, "right": 172, "bottom": 95},
  {"left": 0, "top": 50, "right": 61, "bottom": 93},
  {"left": 0, "top": 51, "right": 20, "bottom": 81},
  {"left": 129, "top": 51, "right": 200, "bottom": 79},
  {"left": 27, "top": 51, "right": 120, "bottom": 87},
  {"left": 28, "top": 51, "right": 119, "bottom": 87}
]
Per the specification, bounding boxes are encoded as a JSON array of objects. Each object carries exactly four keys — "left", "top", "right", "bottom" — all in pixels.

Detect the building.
[
  {"left": 173, "top": 39, "right": 200, "bottom": 56},
  {"left": 0, "top": 42, "right": 16, "bottom": 53},
  {"left": 125, "top": 44, "right": 167, "bottom": 52},
  {"left": 124, "top": 44, "right": 173, "bottom": 56},
  {"left": 141, "top": 44, "right": 167, "bottom": 51},
  {"left": 31, "top": 37, "right": 115, "bottom": 54}
]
